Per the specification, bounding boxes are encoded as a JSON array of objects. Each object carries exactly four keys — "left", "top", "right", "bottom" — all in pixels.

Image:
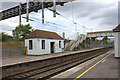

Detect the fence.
[{"left": 2, "top": 48, "right": 25, "bottom": 57}]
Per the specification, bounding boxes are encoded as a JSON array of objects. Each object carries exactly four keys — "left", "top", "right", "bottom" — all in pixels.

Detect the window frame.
[
  {"left": 29, "top": 40, "right": 33, "bottom": 50},
  {"left": 42, "top": 40, "right": 45, "bottom": 49},
  {"left": 59, "top": 41, "right": 61, "bottom": 48}
]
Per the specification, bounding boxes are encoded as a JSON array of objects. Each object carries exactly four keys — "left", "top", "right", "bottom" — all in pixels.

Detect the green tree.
[
  {"left": 91, "top": 37, "right": 96, "bottom": 41},
  {"left": 0, "top": 32, "right": 8, "bottom": 42},
  {"left": 12, "top": 24, "right": 34, "bottom": 41},
  {"left": 102, "top": 36, "right": 110, "bottom": 44}
]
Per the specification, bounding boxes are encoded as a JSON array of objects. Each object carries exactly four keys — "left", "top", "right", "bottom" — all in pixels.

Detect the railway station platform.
[
  {"left": 1, "top": 47, "right": 114, "bottom": 79},
  {"left": 52, "top": 50, "right": 119, "bottom": 79},
  {"left": 1, "top": 47, "right": 104, "bottom": 67}
]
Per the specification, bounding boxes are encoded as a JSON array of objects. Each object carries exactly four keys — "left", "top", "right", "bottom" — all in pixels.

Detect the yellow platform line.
[{"left": 74, "top": 51, "right": 113, "bottom": 80}]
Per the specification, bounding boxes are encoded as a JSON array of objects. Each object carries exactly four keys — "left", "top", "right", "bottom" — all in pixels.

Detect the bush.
[{"left": 0, "top": 32, "right": 8, "bottom": 42}]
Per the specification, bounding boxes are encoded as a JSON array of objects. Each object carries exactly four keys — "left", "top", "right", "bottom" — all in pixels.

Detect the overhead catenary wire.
[
  {"left": 47, "top": 8, "right": 92, "bottom": 31},
  {"left": 22, "top": 4, "right": 90, "bottom": 35},
  {"left": 44, "top": 23, "right": 75, "bottom": 32},
  {"left": 29, "top": 16, "right": 80, "bottom": 31},
  {"left": 71, "top": 1, "right": 78, "bottom": 36},
  {"left": 22, "top": 16, "right": 77, "bottom": 32},
  {"left": 23, "top": 2, "right": 92, "bottom": 33},
  {"left": 1, "top": 22, "right": 68, "bottom": 36},
  {"left": 71, "top": 1, "right": 74, "bottom": 23},
  {"left": 24, "top": 15, "right": 87, "bottom": 35},
  {"left": 44, "top": 23, "right": 78, "bottom": 40},
  {"left": 1, "top": 25, "right": 15, "bottom": 31}
]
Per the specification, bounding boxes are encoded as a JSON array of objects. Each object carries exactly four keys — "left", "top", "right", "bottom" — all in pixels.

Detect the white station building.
[
  {"left": 25, "top": 30, "right": 64, "bottom": 55},
  {"left": 113, "top": 24, "right": 120, "bottom": 59}
]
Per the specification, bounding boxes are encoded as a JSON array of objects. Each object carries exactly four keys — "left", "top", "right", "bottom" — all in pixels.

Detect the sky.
[{"left": 0, "top": 0, "right": 119, "bottom": 40}]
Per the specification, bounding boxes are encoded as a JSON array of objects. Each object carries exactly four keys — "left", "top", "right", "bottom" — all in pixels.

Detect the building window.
[
  {"left": 42, "top": 40, "right": 45, "bottom": 49},
  {"left": 59, "top": 41, "right": 61, "bottom": 48},
  {"left": 29, "top": 40, "right": 33, "bottom": 50}
]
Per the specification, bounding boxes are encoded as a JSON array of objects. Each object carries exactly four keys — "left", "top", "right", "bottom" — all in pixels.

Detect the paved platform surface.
[
  {"left": 52, "top": 50, "right": 119, "bottom": 79},
  {"left": 1, "top": 47, "right": 103, "bottom": 67}
]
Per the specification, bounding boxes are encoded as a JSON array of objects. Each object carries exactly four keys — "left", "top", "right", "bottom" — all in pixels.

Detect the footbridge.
[
  {"left": 65, "top": 30, "right": 114, "bottom": 51},
  {"left": 87, "top": 30, "right": 114, "bottom": 38}
]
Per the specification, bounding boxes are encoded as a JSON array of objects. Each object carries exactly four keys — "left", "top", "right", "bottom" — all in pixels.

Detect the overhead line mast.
[
  {"left": 19, "top": 3, "right": 22, "bottom": 26},
  {"left": 53, "top": 0, "right": 56, "bottom": 17},
  {"left": 47, "top": 8, "right": 92, "bottom": 31},
  {"left": 26, "top": 0, "right": 29, "bottom": 22},
  {"left": 42, "top": 0, "right": 44, "bottom": 24}
]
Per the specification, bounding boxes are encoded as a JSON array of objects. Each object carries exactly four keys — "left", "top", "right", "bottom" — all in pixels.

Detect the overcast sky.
[{"left": 0, "top": 0, "right": 119, "bottom": 39}]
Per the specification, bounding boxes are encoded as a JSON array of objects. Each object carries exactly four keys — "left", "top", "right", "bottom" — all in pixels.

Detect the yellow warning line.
[{"left": 74, "top": 51, "right": 113, "bottom": 80}]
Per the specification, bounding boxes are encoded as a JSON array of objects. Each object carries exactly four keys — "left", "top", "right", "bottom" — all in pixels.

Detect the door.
[{"left": 50, "top": 42, "right": 55, "bottom": 53}]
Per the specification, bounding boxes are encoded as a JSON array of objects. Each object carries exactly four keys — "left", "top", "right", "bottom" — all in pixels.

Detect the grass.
[{"left": 1, "top": 40, "right": 113, "bottom": 49}]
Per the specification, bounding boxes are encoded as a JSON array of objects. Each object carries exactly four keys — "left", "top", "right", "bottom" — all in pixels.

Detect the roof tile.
[
  {"left": 25, "top": 29, "right": 64, "bottom": 40},
  {"left": 113, "top": 24, "right": 120, "bottom": 31}
]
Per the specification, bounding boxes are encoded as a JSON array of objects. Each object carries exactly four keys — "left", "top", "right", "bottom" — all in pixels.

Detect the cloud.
[
  {"left": 1, "top": 2, "right": 19, "bottom": 10},
  {"left": 119, "top": 1, "right": 120, "bottom": 24},
  {"left": 55, "top": 1, "right": 118, "bottom": 33},
  {"left": 0, "top": 1, "right": 119, "bottom": 39},
  {"left": 89, "top": 3, "right": 118, "bottom": 25}
]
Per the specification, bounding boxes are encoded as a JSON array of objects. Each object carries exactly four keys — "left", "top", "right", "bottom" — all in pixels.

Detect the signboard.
[{"left": 56, "top": 43, "right": 59, "bottom": 48}]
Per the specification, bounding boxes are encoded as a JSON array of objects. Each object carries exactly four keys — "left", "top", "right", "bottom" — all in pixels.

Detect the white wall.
[
  {"left": 114, "top": 32, "right": 120, "bottom": 57},
  {"left": 25, "top": 38, "right": 64, "bottom": 55}
]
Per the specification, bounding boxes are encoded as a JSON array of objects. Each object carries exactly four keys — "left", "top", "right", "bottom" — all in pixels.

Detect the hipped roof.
[
  {"left": 113, "top": 24, "right": 120, "bottom": 32},
  {"left": 25, "top": 30, "right": 64, "bottom": 40}
]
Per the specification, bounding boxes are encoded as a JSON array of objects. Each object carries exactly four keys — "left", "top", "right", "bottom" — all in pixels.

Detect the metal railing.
[{"left": 65, "top": 35, "right": 86, "bottom": 51}]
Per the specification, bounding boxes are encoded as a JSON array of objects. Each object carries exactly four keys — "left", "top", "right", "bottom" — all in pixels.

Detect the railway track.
[{"left": 2, "top": 48, "right": 112, "bottom": 80}]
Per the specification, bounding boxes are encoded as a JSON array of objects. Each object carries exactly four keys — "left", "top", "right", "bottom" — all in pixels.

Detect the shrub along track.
[{"left": 2, "top": 47, "right": 112, "bottom": 80}]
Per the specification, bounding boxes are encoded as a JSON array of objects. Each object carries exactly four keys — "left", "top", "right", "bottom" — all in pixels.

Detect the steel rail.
[{"left": 2, "top": 47, "right": 112, "bottom": 80}]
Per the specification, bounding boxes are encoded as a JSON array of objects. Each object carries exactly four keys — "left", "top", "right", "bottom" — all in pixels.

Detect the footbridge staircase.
[
  {"left": 65, "top": 35, "right": 86, "bottom": 51},
  {"left": 65, "top": 30, "right": 114, "bottom": 51}
]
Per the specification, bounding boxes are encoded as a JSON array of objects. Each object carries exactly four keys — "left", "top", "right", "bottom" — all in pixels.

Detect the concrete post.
[{"left": 114, "top": 32, "right": 120, "bottom": 59}]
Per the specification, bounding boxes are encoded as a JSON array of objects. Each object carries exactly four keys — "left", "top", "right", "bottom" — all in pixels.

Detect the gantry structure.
[{"left": 0, "top": 0, "right": 73, "bottom": 21}]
